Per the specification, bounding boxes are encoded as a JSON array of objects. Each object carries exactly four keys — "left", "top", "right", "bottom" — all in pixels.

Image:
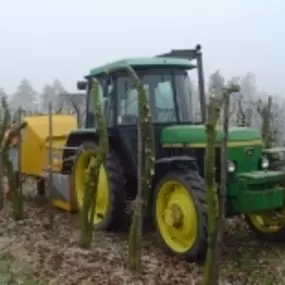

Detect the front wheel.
[
  {"left": 246, "top": 212, "right": 285, "bottom": 241},
  {"left": 153, "top": 171, "right": 207, "bottom": 261}
]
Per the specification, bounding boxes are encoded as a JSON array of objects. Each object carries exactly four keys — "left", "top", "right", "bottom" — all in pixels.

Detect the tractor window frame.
[
  {"left": 115, "top": 74, "right": 151, "bottom": 125},
  {"left": 85, "top": 75, "right": 115, "bottom": 128},
  {"left": 174, "top": 70, "right": 194, "bottom": 122},
  {"left": 114, "top": 67, "right": 186, "bottom": 125}
]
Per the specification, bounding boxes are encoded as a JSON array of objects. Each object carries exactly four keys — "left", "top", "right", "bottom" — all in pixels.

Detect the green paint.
[
  {"left": 160, "top": 124, "right": 285, "bottom": 215},
  {"left": 161, "top": 124, "right": 261, "bottom": 144},
  {"left": 74, "top": 58, "right": 285, "bottom": 233},
  {"left": 89, "top": 57, "right": 195, "bottom": 77},
  {"left": 237, "top": 170, "right": 285, "bottom": 181},
  {"left": 234, "top": 187, "right": 285, "bottom": 213},
  {"left": 227, "top": 146, "right": 285, "bottom": 214},
  {"left": 228, "top": 145, "right": 262, "bottom": 176},
  {"left": 69, "top": 126, "right": 285, "bottom": 215},
  {"left": 68, "top": 128, "right": 96, "bottom": 135},
  {"left": 231, "top": 170, "right": 285, "bottom": 213}
]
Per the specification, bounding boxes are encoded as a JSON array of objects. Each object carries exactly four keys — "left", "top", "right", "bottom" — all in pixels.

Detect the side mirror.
[{"left": 77, "top": 81, "right": 87, "bottom": 91}]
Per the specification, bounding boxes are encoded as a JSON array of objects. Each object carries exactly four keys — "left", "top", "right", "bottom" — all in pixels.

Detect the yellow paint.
[
  {"left": 247, "top": 213, "right": 283, "bottom": 233},
  {"left": 19, "top": 114, "right": 76, "bottom": 177},
  {"left": 24, "top": 115, "right": 76, "bottom": 140},
  {"left": 162, "top": 139, "right": 263, "bottom": 149},
  {"left": 155, "top": 180, "right": 197, "bottom": 253},
  {"left": 43, "top": 138, "right": 67, "bottom": 172},
  {"left": 52, "top": 158, "right": 62, "bottom": 171},
  {"left": 52, "top": 199, "right": 75, "bottom": 212},
  {"left": 73, "top": 149, "right": 109, "bottom": 225}
]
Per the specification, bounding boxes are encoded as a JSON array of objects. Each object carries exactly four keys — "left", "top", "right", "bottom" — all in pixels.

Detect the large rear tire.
[
  {"left": 72, "top": 141, "right": 126, "bottom": 231},
  {"left": 153, "top": 170, "right": 207, "bottom": 261}
]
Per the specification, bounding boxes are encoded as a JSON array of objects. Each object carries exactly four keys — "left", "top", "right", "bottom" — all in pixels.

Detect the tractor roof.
[{"left": 89, "top": 57, "right": 196, "bottom": 77}]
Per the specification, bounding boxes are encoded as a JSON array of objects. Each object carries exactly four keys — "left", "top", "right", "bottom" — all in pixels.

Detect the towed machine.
[{"left": 10, "top": 45, "right": 285, "bottom": 261}]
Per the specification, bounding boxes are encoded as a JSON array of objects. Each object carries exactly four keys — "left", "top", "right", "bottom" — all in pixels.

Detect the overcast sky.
[{"left": 0, "top": 0, "right": 284, "bottom": 95}]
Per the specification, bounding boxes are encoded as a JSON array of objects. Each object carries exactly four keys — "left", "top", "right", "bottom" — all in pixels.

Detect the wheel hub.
[{"left": 164, "top": 203, "right": 184, "bottom": 229}]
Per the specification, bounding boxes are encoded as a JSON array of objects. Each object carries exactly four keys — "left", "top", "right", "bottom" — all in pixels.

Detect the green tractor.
[{"left": 62, "top": 44, "right": 285, "bottom": 261}]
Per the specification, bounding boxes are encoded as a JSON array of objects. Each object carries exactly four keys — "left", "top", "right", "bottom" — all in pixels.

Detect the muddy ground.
[{"left": 0, "top": 184, "right": 284, "bottom": 285}]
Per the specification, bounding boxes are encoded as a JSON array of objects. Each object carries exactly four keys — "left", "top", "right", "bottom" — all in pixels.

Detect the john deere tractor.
[{"left": 61, "top": 44, "right": 285, "bottom": 261}]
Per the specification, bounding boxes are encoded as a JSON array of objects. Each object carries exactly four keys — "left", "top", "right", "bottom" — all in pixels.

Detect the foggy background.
[
  {"left": 1, "top": 0, "right": 284, "bottom": 93},
  {"left": 0, "top": 0, "right": 284, "bottom": 142}
]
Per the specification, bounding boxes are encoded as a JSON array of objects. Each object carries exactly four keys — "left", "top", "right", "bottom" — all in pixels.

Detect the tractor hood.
[{"left": 161, "top": 125, "right": 262, "bottom": 147}]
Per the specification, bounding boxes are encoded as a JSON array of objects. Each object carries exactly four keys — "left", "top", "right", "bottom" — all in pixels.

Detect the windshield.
[{"left": 117, "top": 68, "right": 195, "bottom": 124}]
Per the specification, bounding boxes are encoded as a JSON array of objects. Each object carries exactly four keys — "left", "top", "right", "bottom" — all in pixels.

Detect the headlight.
[
  {"left": 228, "top": 160, "right": 236, "bottom": 173},
  {"left": 261, "top": 156, "right": 269, "bottom": 169}
]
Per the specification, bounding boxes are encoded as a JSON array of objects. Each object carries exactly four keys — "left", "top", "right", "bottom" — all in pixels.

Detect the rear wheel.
[
  {"left": 153, "top": 171, "right": 207, "bottom": 261},
  {"left": 72, "top": 141, "right": 126, "bottom": 231},
  {"left": 246, "top": 211, "right": 285, "bottom": 241}
]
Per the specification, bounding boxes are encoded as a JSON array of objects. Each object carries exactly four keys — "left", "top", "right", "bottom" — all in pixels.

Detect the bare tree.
[
  {"left": 58, "top": 93, "right": 86, "bottom": 127},
  {"left": 41, "top": 79, "right": 67, "bottom": 113},
  {"left": 10, "top": 79, "right": 38, "bottom": 112}
]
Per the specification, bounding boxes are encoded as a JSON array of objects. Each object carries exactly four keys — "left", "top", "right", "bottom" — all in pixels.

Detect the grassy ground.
[{"left": 1, "top": 196, "right": 285, "bottom": 285}]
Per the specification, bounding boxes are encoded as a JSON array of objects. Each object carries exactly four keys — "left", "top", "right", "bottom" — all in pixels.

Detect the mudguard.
[
  {"left": 62, "top": 128, "right": 136, "bottom": 175},
  {"left": 154, "top": 156, "right": 199, "bottom": 183}
]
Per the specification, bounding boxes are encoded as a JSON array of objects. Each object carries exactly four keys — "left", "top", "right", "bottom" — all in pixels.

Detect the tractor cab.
[
  {"left": 77, "top": 45, "right": 207, "bottom": 168},
  {"left": 77, "top": 46, "right": 206, "bottom": 128}
]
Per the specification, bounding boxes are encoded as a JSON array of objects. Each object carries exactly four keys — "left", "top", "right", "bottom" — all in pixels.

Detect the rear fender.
[
  {"left": 61, "top": 129, "right": 135, "bottom": 174},
  {"left": 61, "top": 130, "right": 96, "bottom": 173},
  {"left": 153, "top": 156, "right": 199, "bottom": 185}
]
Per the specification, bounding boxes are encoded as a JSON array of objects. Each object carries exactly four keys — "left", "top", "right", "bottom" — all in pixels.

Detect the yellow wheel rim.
[
  {"left": 74, "top": 149, "right": 109, "bottom": 225},
  {"left": 155, "top": 180, "right": 197, "bottom": 253},
  {"left": 247, "top": 213, "right": 283, "bottom": 233}
]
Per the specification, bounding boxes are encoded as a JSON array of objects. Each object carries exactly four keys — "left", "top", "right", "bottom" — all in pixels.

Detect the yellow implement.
[
  {"left": 20, "top": 114, "right": 76, "bottom": 176},
  {"left": 7, "top": 114, "right": 78, "bottom": 212}
]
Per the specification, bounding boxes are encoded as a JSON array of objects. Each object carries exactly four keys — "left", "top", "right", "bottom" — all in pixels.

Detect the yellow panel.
[
  {"left": 52, "top": 199, "right": 76, "bottom": 212},
  {"left": 43, "top": 137, "right": 69, "bottom": 172},
  {"left": 20, "top": 114, "right": 77, "bottom": 177},
  {"left": 20, "top": 125, "right": 44, "bottom": 176},
  {"left": 23, "top": 115, "right": 77, "bottom": 141}
]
